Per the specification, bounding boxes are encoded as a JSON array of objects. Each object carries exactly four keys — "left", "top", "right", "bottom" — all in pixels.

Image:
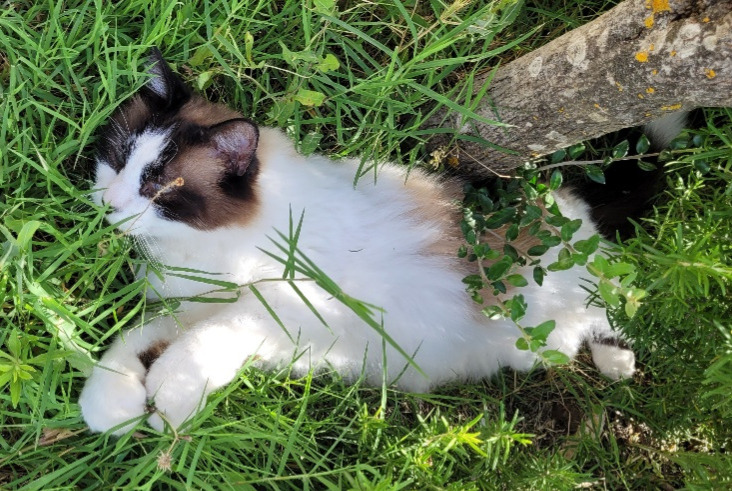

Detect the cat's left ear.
[
  {"left": 142, "top": 47, "right": 191, "bottom": 110},
  {"left": 210, "top": 119, "right": 259, "bottom": 176}
]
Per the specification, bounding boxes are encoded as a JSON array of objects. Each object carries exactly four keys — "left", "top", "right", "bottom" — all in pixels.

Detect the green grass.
[{"left": 2, "top": 0, "right": 731, "bottom": 488}]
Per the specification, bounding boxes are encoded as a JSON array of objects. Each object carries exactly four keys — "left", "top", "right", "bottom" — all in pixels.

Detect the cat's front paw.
[
  {"left": 144, "top": 357, "right": 209, "bottom": 432},
  {"left": 79, "top": 364, "right": 148, "bottom": 436},
  {"left": 590, "top": 342, "right": 636, "bottom": 380}
]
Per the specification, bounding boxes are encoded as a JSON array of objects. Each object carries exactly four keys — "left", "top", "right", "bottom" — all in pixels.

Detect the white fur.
[
  {"left": 94, "top": 129, "right": 176, "bottom": 235},
  {"left": 643, "top": 111, "right": 688, "bottom": 149},
  {"left": 81, "top": 128, "right": 634, "bottom": 435}
]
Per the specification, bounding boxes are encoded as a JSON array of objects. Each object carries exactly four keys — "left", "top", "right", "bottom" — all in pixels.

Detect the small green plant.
[{"left": 459, "top": 163, "right": 644, "bottom": 366}]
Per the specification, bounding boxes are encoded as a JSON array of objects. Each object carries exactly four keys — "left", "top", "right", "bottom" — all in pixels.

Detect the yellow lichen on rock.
[
  {"left": 661, "top": 103, "right": 683, "bottom": 111},
  {"left": 635, "top": 51, "right": 649, "bottom": 62},
  {"left": 705, "top": 68, "right": 716, "bottom": 79},
  {"left": 650, "top": 0, "right": 670, "bottom": 13}
]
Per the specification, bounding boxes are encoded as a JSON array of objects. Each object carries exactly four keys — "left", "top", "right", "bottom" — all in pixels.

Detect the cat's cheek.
[
  {"left": 92, "top": 161, "right": 117, "bottom": 206},
  {"left": 104, "top": 198, "right": 154, "bottom": 233}
]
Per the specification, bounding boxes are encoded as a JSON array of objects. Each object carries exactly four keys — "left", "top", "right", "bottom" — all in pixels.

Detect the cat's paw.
[
  {"left": 144, "top": 357, "right": 209, "bottom": 432},
  {"left": 79, "top": 364, "right": 148, "bottom": 435},
  {"left": 590, "top": 342, "right": 635, "bottom": 380}
]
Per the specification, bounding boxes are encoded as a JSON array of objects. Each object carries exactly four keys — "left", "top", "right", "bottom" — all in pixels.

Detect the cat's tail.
[{"left": 577, "top": 111, "right": 691, "bottom": 239}]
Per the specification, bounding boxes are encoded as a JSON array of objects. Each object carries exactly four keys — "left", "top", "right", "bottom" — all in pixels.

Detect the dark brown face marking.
[{"left": 138, "top": 340, "right": 171, "bottom": 371}]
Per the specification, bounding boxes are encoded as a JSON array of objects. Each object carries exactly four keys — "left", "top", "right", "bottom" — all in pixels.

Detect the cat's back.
[{"left": 255, "top": 127, "right": 466, "bottom": 262}]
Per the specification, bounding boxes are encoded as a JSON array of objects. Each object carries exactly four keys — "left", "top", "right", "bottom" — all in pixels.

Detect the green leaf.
[
  {"left": 524, "top": 205, "right": 543, "bottom": 222},
  {"left": 502, "top": 244, "right": 518, "bottom": 260},
  {"left": 515, "top": 338, "right": 529, "bottom": 351},
  {"left": 607, "top": 262, "right": 635, "bottom": 278},
  {"left": 625, "top": 287, "right": 647, "bottom": 302},
  {"left": 268, "top": 98, "right": 296, "bottom": 126},
  {"left": 7, "top": 333, "right": 20, "bottom": 358},
  {"left": 16, "top": 220, "right": 41, "bottom": 250},
  {"left": 196, "top": 70, "right": 214, "bottom": 91},
  {"left": 590, "top": 255, "right": 610, "bottom": 276},
  {"left": 585, "top": 165, "right": 606, "bottom": 184},
  {"left": 189, "top": 45, "right": 213, "bottom": 66},
  {"left": 529, "top": 338, "right": 544, "bottom": 351},
  {"left": 0, "top": 371, "right": 11, "bottom": 386},
  {"left": 547, "top": 248, "right": 574, "bottom": 271},
  {"left": 571, "top": 252, "right": 588, "bottom": 266},
  {"left": 599, "top": 280, "right": 620, "bottom": 307},
  {"left": 316, "top": 53, "right": 340, "bottom": 73},
  {"left": 636, "top": 134, "right": 651, "bottom": 154},
  {"left": 542, "top": 350, "right": 571, "bottom": 365},
  {"left": 506, "top": 294, "right": 527, "bottom": 322},
  {"left": 637, "top": 160, "right": 657, "bottom": 171},
  {"left": 10, "top": 379, "right": 21, "bottom": 407},
  {"left": 485, "top": 207, "right": 516, "bottom": 229},
  {"left": 560, "top": 219, "right": 582, "bottom": 241},
  {"left": 300, "top": 132, "right": 323, "bottom": 155},
  {"left": 694, "top": 160, "right": 711, "bottom": 174},
  {"left": 574, "top": 234, "right": 600, "bottom": 255},
  {"left": 620, "top": 272, "right": 638, "bottom": 289},
  {"left": 527, "top": 245, "right": 549, "bottom": 256},
  {"left": 612, "top": 140, "right": 629, "bottom": 159},
  {"left": 549, "top": 169, "right": 563, "bottom": 190},
  {"left": 550, "top": 149, "right": 566, "bottom": 164},
  {"left": 505, "top": 274, "right": 528, "bottom": 287},
  {"left": 533, "top": 266, "right": 545, "bottom": 286},
  {"left": 294, "top": 89, "right": 326, "bottom": 107},
  {"left": 530, "top": 320, "right": 556, "bottom": 342},
  {"left": 486, "top": 256, "right": 513, "bottom": 281},
  {"left": 542, "top": 235, "right": 561, "bottom": 247},
  {"left": 505, "top": 223, "right": 519, "bottom": 242},
  {"left": 313, "top": 0, "right": 336, "bottom": 16},
  {"left": 481, "top": 306, "right": 504, "bottom": 319},
  {"left": 568, "top": 143, "right": 586, "bottom": 159},
  {"left": 545, "top": 215, "right": 569, "bottom": 227},
  {"left": 244, "top": 31, "right": 255, "bottom": 65}
]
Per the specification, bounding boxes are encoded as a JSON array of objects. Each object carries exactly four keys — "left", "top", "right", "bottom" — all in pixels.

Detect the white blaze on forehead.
[
  {"left": 126, "top": 129, "right": 171, "bottom": 181},
  {"left": 101, "top": 129, "right": 170, "bottom": 211}
]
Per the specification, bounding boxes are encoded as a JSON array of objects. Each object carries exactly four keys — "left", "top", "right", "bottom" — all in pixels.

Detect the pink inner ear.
[{"left": 211, "top": 120, "right": 259, "bottom": 176}]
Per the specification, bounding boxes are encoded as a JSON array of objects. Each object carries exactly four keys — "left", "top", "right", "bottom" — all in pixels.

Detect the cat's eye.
[{"left": 140, "top": 181, "right": 164, "bottom": 198}]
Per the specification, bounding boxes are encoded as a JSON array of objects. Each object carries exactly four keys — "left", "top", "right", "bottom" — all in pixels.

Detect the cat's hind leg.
[
  {"left": 79, "top": 316, "right": 182, "bottom": 435},
  {"left": 589, "top": 322, "right": 635, "bottom": 380}
]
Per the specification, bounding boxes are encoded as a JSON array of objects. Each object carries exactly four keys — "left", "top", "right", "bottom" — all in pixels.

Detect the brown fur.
[
  {"left": 127, "top": 95, "right": 261, "bottom": 230},
  {"left": 138, "top": 340, "right": 170, "bottom": 370},
  {"left": 160, "top": 144, "right": 260, "bottom": 228},
  {"left": 177, "top": 97, "right": 242, "bottom": 126}
]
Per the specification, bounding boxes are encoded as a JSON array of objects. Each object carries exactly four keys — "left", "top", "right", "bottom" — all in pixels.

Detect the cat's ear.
[
  {"left": 210, "top": 119, "right": 259, "bottom": 176},
  {"left": 142, "top": 47, "right": 191, "bottom": 109}
]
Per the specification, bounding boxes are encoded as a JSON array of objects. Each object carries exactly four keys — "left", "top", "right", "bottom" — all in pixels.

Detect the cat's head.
[{"left": 93, "top": 48, "right": 260, "bottom": 236}]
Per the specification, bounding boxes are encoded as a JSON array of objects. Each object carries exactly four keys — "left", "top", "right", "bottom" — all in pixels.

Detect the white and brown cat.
[{"left": 80, "top": 49, "right": 642, "bottom": 435}]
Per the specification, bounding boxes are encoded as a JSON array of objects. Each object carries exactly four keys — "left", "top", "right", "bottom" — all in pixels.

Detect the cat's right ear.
[{"left": 141, "top": 47, "right": 191, "bottom": 110}]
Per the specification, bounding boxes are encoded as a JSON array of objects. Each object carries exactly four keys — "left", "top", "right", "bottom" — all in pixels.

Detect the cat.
[{"left": 79, "top": 48, "right": 642, "bottom": 436}]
